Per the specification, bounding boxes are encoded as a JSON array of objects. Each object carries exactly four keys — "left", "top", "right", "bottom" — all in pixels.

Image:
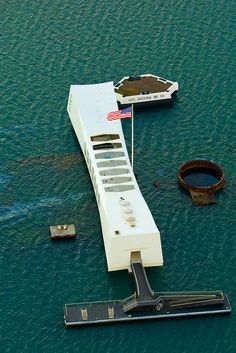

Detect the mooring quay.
[{"left": 64, "top": 252, "right": 231, "bottom": 327}]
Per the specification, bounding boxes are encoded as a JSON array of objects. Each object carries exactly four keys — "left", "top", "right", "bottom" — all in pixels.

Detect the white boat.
[
  {"left": 115, "top": 73, "right": 178, "bottom": 106},
  {"left": 67, "top": 82, "right": 163, "bottom": 271}
]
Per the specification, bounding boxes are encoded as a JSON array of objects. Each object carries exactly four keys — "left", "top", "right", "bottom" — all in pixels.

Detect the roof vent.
[
  {"left": 125, "top": 216, "right": 136, "bottom": 223},
  {"left": 119, "top": 197, "right": 130, "bottom": 206},
  {"left": 123, "top": 208, "right": 133, "bottom": 214}
]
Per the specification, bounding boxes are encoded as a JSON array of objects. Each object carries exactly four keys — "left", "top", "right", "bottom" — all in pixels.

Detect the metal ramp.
[
  {"left": 130, "top": 251, "right": 154, "bottom": 300},
  {"left": 122, "top": 251, "right": 156, "bottom": 312}
]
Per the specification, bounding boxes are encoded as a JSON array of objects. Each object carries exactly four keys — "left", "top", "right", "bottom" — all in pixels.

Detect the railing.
[
  {"left": 121, "top": 293, "right": 136, "bottom": 306},
  {"left": 153, "top": 290, "right": 224, "bottom": 299}
]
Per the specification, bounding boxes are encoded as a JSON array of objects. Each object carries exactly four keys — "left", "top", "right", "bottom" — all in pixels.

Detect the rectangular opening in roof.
[
  {"left": 93, "top": 143, "right": 122, "bottom": 151},
  {"left": 91, "top": 134, "right": 120, "bottom": 142},
  {"left": 102, "top": 176, "right": 132, "bottom": 184},
  {"left": 99, "top": 168, "right": 129, "bottom": 176},
  {"left": 97, "top": 160, "right": 127, "bottom": 168},
  {"left": 105, "top": 185, "right": 135, "bottom": 192},
  {"left": 95, "top": 151, "right": 125, "bottom": 159}
]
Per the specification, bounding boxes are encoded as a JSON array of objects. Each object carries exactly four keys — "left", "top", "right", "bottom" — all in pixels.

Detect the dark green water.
[
  {"left": 182, "top": 167, "right": 221, "bottom": 187},
  {"left": 183, "top": 172, "right": 219, "bottom": 187},
  {"left": 1, "top": 1, "right": 236, "bottom": 352}
]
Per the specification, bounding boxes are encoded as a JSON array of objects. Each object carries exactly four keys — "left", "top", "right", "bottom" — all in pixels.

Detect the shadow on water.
[
  {"left": 153, "top": 180, "right": 177, "bottom": 190},
  {"left": 133, "top": 100, "right": 176, "bottom": 113},
  {"left": 0, "top": 193, "right": 90, "bottom": 222},
  {"left": 17, "top": 151, "right": 85, "bottom": 168}
]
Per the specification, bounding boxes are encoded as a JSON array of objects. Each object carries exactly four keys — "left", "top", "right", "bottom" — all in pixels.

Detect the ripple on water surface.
[{"left": 1, "top": 0, "right": 236, "bottom": 352}]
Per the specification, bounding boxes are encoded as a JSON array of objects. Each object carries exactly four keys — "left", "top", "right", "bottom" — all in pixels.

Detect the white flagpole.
[{"left": 131, "top": 104, "right": 134, "bottom": 170}]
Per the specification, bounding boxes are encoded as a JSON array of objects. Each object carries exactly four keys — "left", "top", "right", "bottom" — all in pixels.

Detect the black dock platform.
[
  {"left": 64, "top": 291, "right": 231, "bottom": 327},
  {"left": 64, "top": 252, "right": 231, "bottom": 327}
]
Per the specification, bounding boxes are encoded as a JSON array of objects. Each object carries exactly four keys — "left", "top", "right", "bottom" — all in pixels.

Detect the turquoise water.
[{"left": 1, "top": 0, "right": 236, "bottom": 352}]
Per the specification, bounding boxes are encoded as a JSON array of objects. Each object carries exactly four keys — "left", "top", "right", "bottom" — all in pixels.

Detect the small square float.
[{"left": 49, "top": 224, "right": 76, "bottom": 240}]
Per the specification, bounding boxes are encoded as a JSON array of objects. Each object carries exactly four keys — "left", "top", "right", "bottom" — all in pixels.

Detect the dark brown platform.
[{"left": 115, "top": 76, "right": 172, "bottom": 97}]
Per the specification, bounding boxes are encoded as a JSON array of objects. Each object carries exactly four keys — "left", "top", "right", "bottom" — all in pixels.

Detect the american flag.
[{"left": 107, "top": 106, "right": 132, "bottom": 121}]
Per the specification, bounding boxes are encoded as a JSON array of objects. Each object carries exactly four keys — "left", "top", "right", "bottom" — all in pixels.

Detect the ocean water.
[{"left": 1, "top": 1, "right": 236, "bottom": 352}]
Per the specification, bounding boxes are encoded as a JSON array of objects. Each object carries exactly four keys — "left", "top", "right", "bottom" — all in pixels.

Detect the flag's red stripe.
[{"left": 107, "top": 111, "right": 131, "bottom": 121}]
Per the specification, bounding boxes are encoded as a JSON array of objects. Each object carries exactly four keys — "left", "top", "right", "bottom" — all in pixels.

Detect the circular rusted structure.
[{"left": 178, "top": 159, "right": 225, "bottom": 193}]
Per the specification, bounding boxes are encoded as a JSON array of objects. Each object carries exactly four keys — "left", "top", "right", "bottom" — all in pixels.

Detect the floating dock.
[
  {"left": 64, "top": 293, "right": 231, "bottom": 327},
  {"left": 64, "top": 252, "right": 231, "bottom": 327}
]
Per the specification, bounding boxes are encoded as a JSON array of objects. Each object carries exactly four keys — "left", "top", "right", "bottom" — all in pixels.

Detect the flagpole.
[{"left": 131, "top": 104, "right": 134, "bottom": 170}]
